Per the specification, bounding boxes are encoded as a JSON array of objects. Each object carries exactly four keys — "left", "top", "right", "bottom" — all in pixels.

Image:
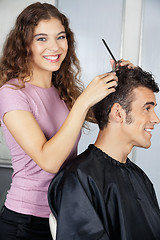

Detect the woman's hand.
[
  {"left": 110, "top": 59, "right": 136, "bottom": 71},
  {"left": 79, "top": 71, "right": 118, "bottom": 109}
]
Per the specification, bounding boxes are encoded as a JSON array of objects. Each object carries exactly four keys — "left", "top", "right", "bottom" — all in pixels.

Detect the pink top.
[{"left": 0, "top": 79, "right": 80, "bottom": 217}]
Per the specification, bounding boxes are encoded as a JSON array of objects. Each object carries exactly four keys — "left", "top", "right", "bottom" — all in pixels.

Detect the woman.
[{"left": 0, "top": 2, "right": 131, "bottom": 239}]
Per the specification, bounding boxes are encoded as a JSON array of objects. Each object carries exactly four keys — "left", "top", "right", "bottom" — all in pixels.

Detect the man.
[{"left": 48, "top": 66, "right": 160, "bottom": 240}]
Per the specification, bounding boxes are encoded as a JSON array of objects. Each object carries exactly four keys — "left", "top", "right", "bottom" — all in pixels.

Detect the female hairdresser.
[{"left": 0, "top": 2, "right": 133, "bottom": 240}]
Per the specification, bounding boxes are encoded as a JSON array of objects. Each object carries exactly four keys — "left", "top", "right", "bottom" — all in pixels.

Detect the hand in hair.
[{"left": 110, "top": 59, "right": 136, "bottom": 71}]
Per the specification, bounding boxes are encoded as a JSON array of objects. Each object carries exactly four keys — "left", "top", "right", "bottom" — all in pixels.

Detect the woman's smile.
[{"left": 43, "top": 54, "right": 61, "bottom": 62}]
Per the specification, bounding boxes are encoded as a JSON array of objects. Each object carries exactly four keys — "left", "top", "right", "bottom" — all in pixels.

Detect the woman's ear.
[{"left": 110, "top": 103, "right": 126, "bottom": 123}]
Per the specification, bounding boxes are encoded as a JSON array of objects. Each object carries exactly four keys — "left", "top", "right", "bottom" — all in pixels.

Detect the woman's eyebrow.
[
  {"left": 57, "top": 31, "right": 66, "bottom": 36},
  {"left": 34, "top": 31, "right": 66, "bottom": 38},
  {"left": 34, "top": 33, "right": 48, "bottom": 38}
]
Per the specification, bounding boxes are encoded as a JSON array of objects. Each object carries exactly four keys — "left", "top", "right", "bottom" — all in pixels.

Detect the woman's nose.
[{"left": 47, "top": 40, "right": 59, "bottom": 52}]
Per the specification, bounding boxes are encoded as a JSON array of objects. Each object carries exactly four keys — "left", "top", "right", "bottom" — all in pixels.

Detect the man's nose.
[{"left": 151, "top": 111, "right": 160, "bottom": 124}]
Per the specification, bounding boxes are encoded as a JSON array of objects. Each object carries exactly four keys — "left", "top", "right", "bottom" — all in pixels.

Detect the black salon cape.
[{"left": 48, "top": 145, "right": 160, "bottom": 240}]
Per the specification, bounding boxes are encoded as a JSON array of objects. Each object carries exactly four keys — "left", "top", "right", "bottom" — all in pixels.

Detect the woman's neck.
[{"left": 27, "top": 69, "right": 53, "bottom": 88}]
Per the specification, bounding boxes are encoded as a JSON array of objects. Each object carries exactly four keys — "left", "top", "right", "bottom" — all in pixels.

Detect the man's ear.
[{"left": 110, "top": 103, "right": 125, "bottom": 123}]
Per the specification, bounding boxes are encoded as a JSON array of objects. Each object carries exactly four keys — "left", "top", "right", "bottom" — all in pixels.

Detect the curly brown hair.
[{"left": 0, "top": 2, "right": 84, "bottom": 110}]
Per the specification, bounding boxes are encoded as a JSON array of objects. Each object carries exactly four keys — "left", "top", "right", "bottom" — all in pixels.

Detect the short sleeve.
[{"left": 0, "top": 85, "right": 32, "bottom": 121}]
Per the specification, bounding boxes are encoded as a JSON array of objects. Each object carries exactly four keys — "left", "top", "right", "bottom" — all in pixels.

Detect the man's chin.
[
  {"left": 142, "top": 142, "right": 151, "bottom": 149},
  {"left": 135, "top": 141, "right": 151, "bottom": 149}
]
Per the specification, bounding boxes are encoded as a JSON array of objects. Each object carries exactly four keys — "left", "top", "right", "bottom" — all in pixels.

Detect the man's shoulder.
[
  {"left": 67, "top": 144, "right": 106, "bottom": 174},
  {"left": 129, "top": 159, "right": 152, "bottom": 184},
  {"left": 72, "top": 144, "right": 95, "bottom": 165},
  {"left": 52, "top": 144, "right": 105, "bottom": 191},
  {"left": 48, "top": 145, "right": 103, "bottom": 215},
  {"left": 50, "top": 145, "right": 97, "bottom": 186}
]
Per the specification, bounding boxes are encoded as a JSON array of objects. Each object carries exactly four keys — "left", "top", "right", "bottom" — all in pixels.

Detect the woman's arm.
[{"left": 4, "top": 72, "right": 117, "bottom": 173}]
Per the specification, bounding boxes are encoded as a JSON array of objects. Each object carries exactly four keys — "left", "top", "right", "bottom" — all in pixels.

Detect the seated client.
[{"left": 48, "top": 66, "right": 160, "bottom": 240}]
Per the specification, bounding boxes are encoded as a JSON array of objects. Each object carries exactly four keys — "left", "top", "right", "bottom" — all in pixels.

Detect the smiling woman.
[
  {"left": 30, "top": 18, "right": 68, "bottom": 87},
  {"left": 0, "top": 2, "right": 119, "bottom": 239}
]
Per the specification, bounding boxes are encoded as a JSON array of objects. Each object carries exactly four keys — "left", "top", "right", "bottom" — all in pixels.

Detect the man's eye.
[
  {"left": 145, "top": 107, "right": 150, "bottom": 112},
  {"left": 37, "top": 37, "right": 46, "bottom": 41}
]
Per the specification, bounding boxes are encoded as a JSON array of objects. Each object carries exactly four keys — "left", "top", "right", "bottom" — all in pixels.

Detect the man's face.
[{"left": 122, "top": 87, "right": 159, "bottom": 149}]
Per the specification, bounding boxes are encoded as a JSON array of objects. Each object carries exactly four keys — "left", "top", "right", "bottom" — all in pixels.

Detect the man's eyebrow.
[{"left": 143, "top": 101, "right": 157, "bottom": 107}]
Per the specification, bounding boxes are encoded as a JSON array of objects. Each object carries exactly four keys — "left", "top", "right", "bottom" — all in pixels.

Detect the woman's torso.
[{"left": 0, "top": 79, "right": 80, "bottom": 217}]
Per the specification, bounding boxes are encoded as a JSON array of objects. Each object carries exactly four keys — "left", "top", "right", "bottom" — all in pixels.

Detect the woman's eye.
[
  {"left": 57, "top": 35, "right": 66, "bottom": 40},
  {"left": 37, "top": 37, "right": 46, "bottom": 41}
]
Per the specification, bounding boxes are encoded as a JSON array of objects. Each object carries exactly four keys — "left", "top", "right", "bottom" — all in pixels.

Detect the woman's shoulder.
[
  {"left": 0, "top": 79, "right": 19, "bottom": 91},
  {"left": 0, "top": 79, "right": 29, "bottom": 106},
  {"left": 0, "top": 79, "right": 32, "bottom": 119}
]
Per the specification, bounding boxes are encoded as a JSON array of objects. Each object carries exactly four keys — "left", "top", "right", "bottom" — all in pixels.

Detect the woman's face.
[{"left": 30, "top": 17, "right": 68, "bottom": 75}]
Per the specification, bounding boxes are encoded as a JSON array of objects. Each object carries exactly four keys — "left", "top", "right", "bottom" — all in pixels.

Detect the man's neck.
[{"left": 94, "top": 126, "right": 132, "bottom": 164}]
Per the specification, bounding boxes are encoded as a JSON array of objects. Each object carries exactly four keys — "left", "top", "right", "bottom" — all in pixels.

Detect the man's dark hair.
[{"left": 92, "top": 66, "right": 159, "bottom": 130}]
